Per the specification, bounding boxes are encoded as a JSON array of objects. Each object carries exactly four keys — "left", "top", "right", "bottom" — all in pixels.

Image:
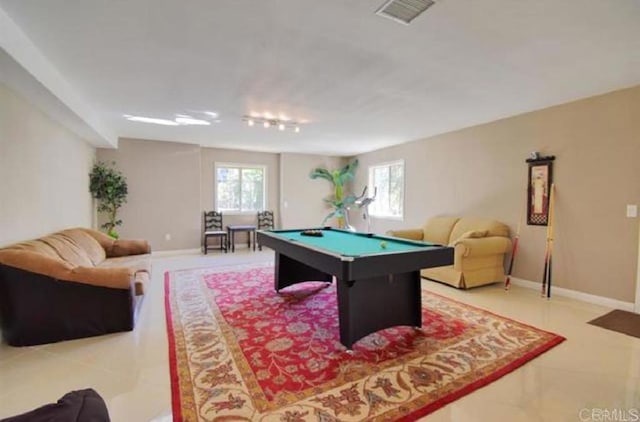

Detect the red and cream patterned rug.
[{"left": 165, "top": 264, "right": 565, "bottom": 421}]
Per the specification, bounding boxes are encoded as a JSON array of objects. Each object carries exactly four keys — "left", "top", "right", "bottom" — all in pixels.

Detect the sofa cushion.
[
  {"left": 80, "top": 228, "right": 116, "bottom": 255},
  {"left": 79, "top": 229, "right": 151, "bottom": 258},
  {"left": 0, "top": 250, "right": 133, "bottom": 290},
  {"left": 39, "top": 233, "right": 94, "bottom": 268},
  {"left": 98, "top": 255, "right": 150, "bottom": 274},
  {"left": 2, "top": 240, "right": 61, "bottom": 259},
  {"left": 111, "top": 239, "right": 151, "bottom": 257},
  {"left": 448, "top": 218, "right": 509, "bottom": 245},
  {"left": 59, "top": 229, "right": 106, "bottom": 265},
  {"left": 422, "top": 216, "right": 460, "bottom": 245},
  {"left": 98, "top": 255, "right": 150, "bottom": 295}
]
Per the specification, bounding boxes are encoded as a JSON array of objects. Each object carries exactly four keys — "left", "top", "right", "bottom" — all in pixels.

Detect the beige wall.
[
  {"left": 200, "top": 148, "right": 280, "bottom": 227},
  {"left": 0, "top": 83, "right": 95, "bottom": 246},
  {"left": 354, "top": 86, "right": 640, "bottom": 303},
  {"left": 280, "top": 153, "right": 347, "bottom": 229},
  {"left": 97, "top": 143, "right": 281, "bottom": 251},
  {"left": 97, "top": 138, "right": 201, "bottom": 251}
]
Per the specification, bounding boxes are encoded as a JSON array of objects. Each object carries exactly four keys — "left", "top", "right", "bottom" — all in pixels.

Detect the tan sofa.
[
  {"left": 388, "top": 217, "right": 511, "bottom": 289},
  {"left": 0, "top": 228, "right": 151, "bottom": 346}
]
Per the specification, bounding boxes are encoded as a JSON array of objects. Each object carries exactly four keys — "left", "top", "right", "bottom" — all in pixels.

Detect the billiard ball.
[{"left": 380, "top": 241, "right": 387, "bottom": 249}]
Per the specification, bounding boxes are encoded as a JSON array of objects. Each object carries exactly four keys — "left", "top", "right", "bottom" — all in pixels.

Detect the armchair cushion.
[
  {"left": 450, "top": 230, "right": 489, "bottom": 244},
  {"left": 386, "top": 228, "right": 424, "bottom": 241},
  {"left": 422, "top": 216, "right": 460, "bottom": 245},
  {"left": 448, "top": 217, "right": 509, "bottom": 244}
]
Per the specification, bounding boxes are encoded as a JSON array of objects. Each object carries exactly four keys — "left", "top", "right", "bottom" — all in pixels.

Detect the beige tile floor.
[{"left": 1, "top": 249, "right": 638, "bottom": 421}]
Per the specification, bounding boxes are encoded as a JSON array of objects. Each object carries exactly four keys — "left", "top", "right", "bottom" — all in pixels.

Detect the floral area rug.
[{"left": 165, "top": 264, "right": 565, "bottom": 421}]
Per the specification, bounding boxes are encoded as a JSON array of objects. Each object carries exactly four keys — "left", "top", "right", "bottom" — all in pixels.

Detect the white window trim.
[
  {"left": 368, "top": 159, "right": 405, "bottom": 221},
  {"left": 214, "top": 162, "right": 267, "bottom": 215}
]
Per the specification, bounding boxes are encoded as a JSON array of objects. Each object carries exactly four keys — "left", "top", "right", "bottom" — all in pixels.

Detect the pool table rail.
[{"left": 257, "top": 229, "right": 452, "bottom": 281}]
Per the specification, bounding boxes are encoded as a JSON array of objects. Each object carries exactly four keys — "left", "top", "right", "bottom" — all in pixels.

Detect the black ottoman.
[{"left": 0, "top": 388, "right": 110, "bottom": 422}]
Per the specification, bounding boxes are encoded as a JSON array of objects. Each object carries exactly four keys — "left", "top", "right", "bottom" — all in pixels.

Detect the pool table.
[{"left": 256, "top": 227, "right": 454, "bottom": 349}]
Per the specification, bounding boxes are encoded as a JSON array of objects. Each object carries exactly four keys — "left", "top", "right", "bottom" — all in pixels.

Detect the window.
[
  {"left": 368, "top": 160, "right": 404, "bottom": 219},
  {"left": 215, "top": 163, "right": 266, "bottom": 213}
]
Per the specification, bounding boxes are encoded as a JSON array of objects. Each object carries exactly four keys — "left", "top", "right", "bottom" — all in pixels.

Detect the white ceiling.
[{"left": 1, "top": 0, "right": 639, "bottom": 155}]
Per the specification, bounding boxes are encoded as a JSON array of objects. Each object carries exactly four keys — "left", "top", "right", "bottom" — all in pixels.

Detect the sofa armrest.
[
  {"left": 109, "top": 239, "right": 151, "bottom": 257},
  {"left": 386, "top": 229, "right": 424, "bottom": 241},
  {"left": 452, "top": 236, "right": 512, "bottom": 258}
]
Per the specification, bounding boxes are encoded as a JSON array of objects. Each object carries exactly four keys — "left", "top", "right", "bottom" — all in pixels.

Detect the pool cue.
[
  {"left": 541, "top": 184, "right": 556, "bottom": 298},
  {"left": 505, "top": 197, "right": 525, "bottom": 290},
  {"left": 545, "top": 184, "right": 556, "bottom": 298}
]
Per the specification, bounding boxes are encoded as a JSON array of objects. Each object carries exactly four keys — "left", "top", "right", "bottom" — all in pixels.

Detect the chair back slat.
[
  {"left": 257, "top": 211, "right": 274, "bottom": 230},
  {"left": 204, "top": 211, "right": 223, "bottom": 231}
]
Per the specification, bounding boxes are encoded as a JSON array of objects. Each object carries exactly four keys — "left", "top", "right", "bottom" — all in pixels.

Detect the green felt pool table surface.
[{"left": 270, "top": 228, "right": 440, "bottom": 257}]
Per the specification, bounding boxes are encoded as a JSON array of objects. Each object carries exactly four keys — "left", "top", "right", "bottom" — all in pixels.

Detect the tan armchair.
[{"left": 388, "top": 217, "right": 512, "bottom": 289}]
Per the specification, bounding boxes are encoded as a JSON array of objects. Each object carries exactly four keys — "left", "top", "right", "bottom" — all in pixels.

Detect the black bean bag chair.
[{"left": 0, "top": 389, "right": 110, "bottom": 422}]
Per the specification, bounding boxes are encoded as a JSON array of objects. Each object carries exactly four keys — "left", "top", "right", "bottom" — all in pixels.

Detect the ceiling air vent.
[{"left": 375, "top": 0, "right": 435, "bottom": 25}]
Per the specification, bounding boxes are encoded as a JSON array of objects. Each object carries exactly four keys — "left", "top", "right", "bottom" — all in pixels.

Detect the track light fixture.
[{"left": 242, "top": 114, "right": 301, "bottom": 133}]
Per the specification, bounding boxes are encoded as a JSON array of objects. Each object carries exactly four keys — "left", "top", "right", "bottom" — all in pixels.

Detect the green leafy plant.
[
  {"left": 89, "top": 161, "right": 128, "bottom": 239},
  {"left": 310, "top": 159, "right": 359, "bottom": 228}
]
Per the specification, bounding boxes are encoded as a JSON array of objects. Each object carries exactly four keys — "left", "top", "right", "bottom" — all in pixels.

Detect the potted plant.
[
  {"left": 310, "top": 159, "right": 359, "bottom": 229},
  {"left": 89, "top": 161, "right": 128, "bottom": 239}
]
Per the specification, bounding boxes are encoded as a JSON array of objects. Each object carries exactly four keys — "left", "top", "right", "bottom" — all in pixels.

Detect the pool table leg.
[
  {"left": 274, "top": 252, "right": 333, "bottom": 291},
  {"left": 336, "top": 270, "right": 422, "bottom": 349}
]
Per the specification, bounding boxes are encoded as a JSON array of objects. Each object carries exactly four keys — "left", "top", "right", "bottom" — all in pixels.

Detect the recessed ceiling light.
[
  {"left": 124, "top": 114, "right": 215, "bottom": 126},
  {"left": 204, "top": 111, "right": 219, "bottom": 118},
  {"left": 125, "top": 115, "right": 179, "bottom": 126},
  {"left": 175, "top": 117, "right": 211, "bottom": 125}
]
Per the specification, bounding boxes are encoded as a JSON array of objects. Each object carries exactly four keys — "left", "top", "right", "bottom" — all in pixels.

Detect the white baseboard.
[
  {"left": 152, "top": 244, "right": 263, "bottom": 257},
  {"left": 152, "top": 248, "right": 202, "bottom": 257},
  {"left": 510, "top": 277, "right": 636, "bottom": 312}
]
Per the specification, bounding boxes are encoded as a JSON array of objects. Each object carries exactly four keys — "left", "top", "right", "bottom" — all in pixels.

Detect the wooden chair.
[
  {"left": 203, "top": 211, "right": 227, "bottom": 254},
  {"left": 257, "top": 210, "right": 275, "bottom": 251}
]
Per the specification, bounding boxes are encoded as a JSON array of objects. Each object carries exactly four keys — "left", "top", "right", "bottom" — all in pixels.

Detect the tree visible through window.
[
  {"left": 215, "top": 164, "right": 265, "bottom": 213},
  {"left": 369, "top": 160, "right": 404, "bottom": 218}
]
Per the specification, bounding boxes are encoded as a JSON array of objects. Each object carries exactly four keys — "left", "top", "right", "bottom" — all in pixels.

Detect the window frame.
[
  {"left": 214, "top": 162, "right": 267, "bottom": 215},
  {"left": 368, "top": 159, "right": 405, "bottom": 221}
]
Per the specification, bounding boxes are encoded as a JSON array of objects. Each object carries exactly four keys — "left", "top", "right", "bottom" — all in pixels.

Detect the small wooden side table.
[{"left": 226, "top": 225, "right": 257, "bottom": 252}]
